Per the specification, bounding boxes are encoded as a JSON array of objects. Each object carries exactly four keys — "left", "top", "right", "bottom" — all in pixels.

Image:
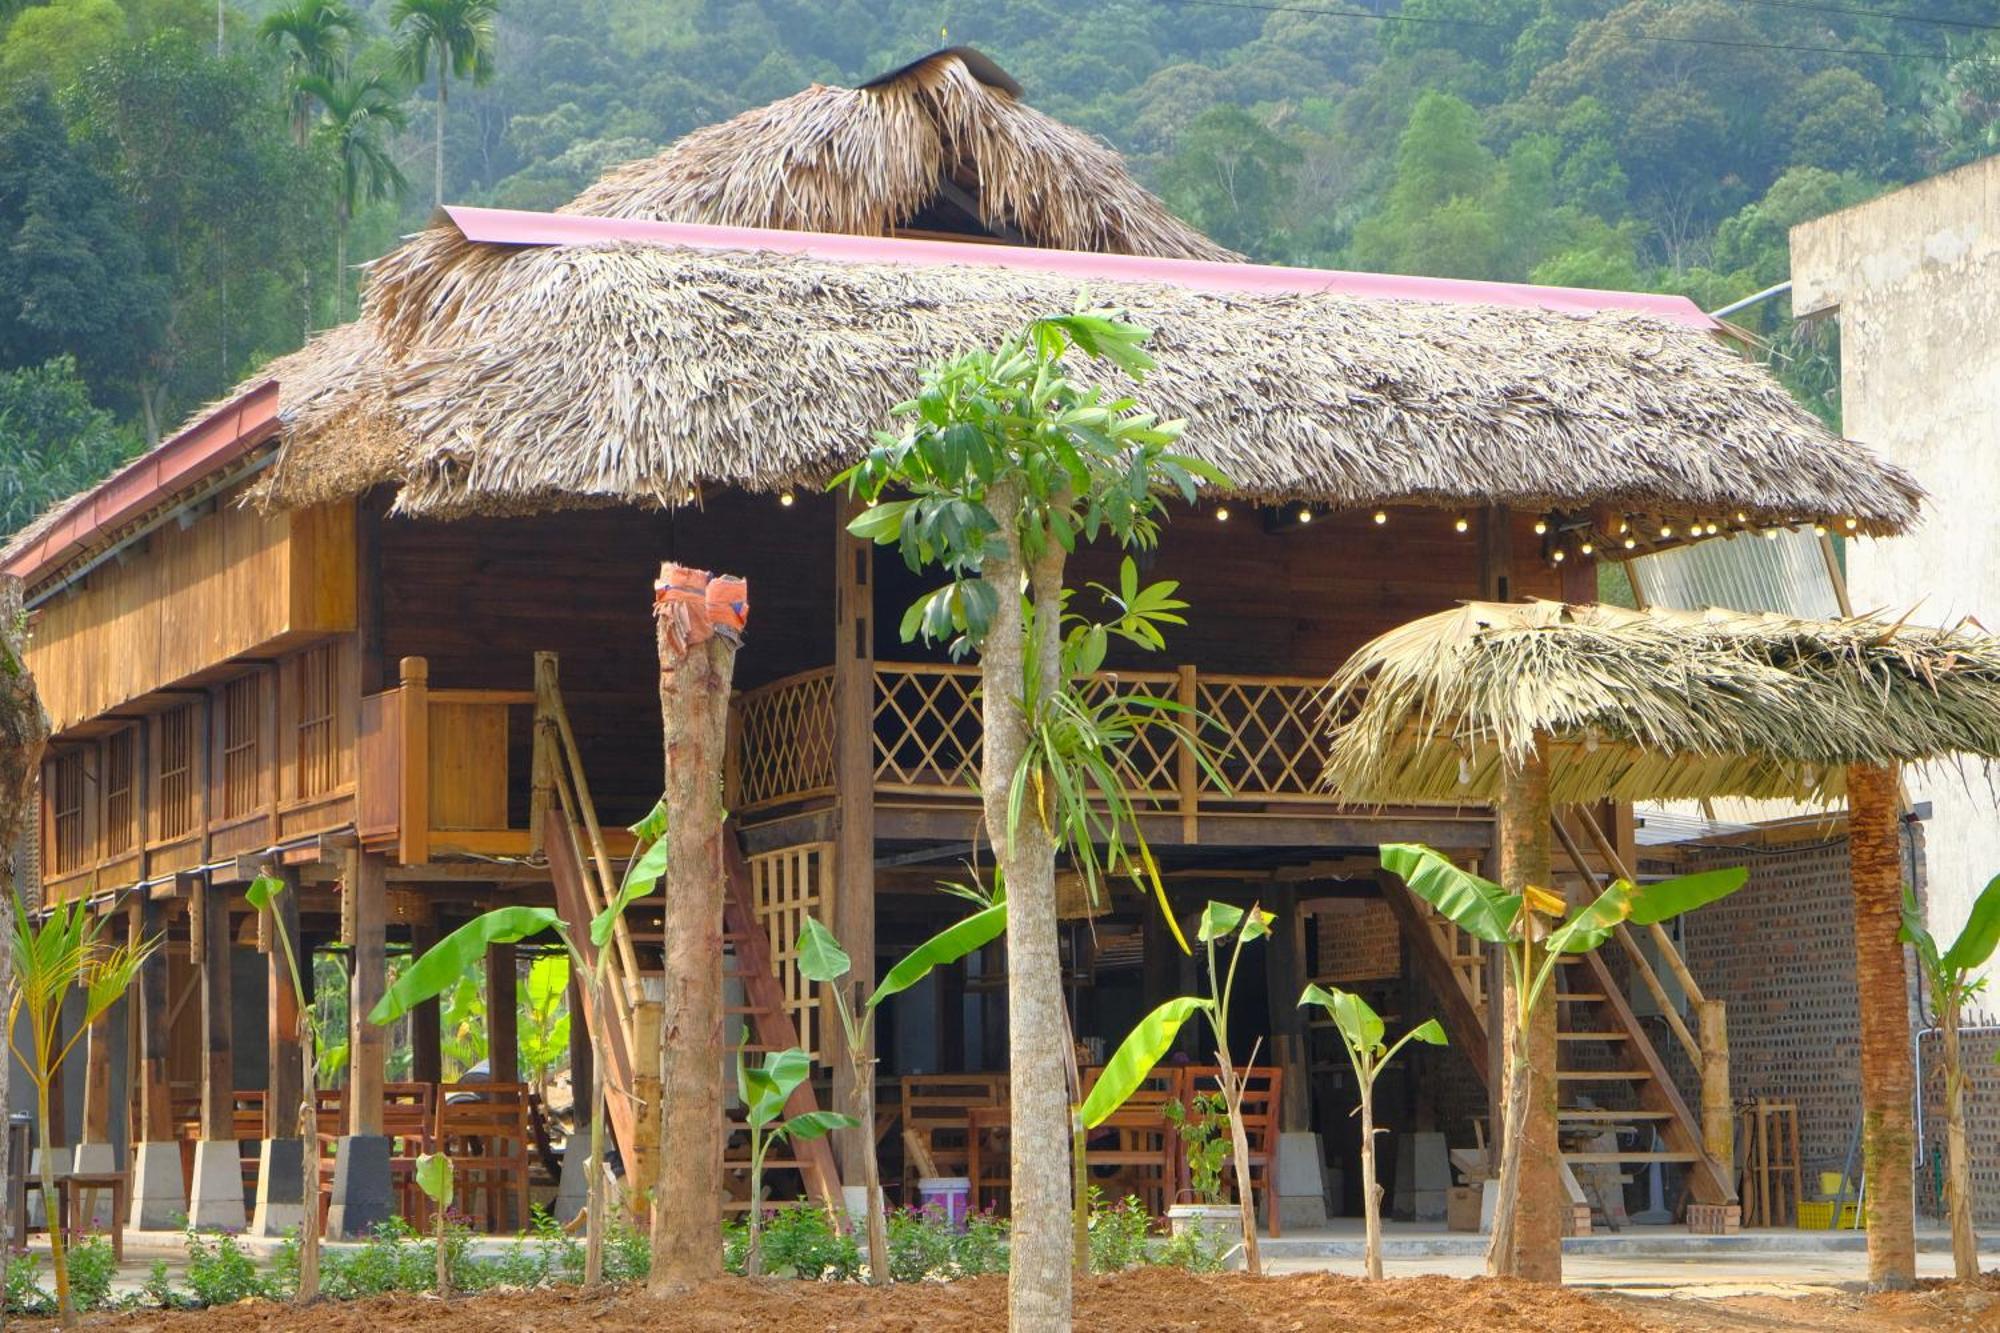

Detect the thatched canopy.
[
  {"left": 216, "top": 207, "right": 1923, "bottom": 533},
  {"left": 561, "top": 47, "right": 1236, "bottom": 262},
  {"left": 1321, "top": 600, "right": 2000, "bottom": 805}
]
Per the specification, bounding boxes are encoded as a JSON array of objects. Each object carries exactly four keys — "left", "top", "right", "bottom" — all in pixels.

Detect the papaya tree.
[
  {"left": 372, "top": 800, "right": 669, "bottom": 1287},
  {"left": 735, "top": 1046, "right": 857, "bottom": 1276},
  {"left": 1299, "top": 983, "right": 1445, "bottom": 1279},
  {"left": 1380, "top": 844, "right": 1744, "bottom": 1278},
  {"left": 835, "top": 310, "right": 1226, "bottom": 1331},
  {"left": 8, "top": 896, "right": 152, "bottom": 1328},
  {"left": 1901, "top": 873, "right": 2000, "bottom": 1281},
  {"left": 1077, "top": 900, "right": 1273, "bottom": 1275},
  {"left": 797, "top": 899, "right": 1007, "bottom": 1283}
]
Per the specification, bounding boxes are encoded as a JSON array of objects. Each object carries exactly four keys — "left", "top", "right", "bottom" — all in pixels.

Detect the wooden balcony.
[{"left": 729, "top": 661, "right": 1494, "bottom": 851}]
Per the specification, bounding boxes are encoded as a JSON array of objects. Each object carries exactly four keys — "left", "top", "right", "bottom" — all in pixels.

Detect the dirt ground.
[{"left": 28, "top": 1269, "right": 2000, "bottom": 1331}]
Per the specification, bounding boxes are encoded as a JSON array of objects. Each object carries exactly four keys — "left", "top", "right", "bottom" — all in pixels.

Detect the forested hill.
[{"left": 2, "top": 0, "right": 1996, "bottom": 533}]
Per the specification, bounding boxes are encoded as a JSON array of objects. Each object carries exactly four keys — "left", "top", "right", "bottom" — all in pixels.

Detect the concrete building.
[{"left": 1792, "top": 154, "right": 2000, "bottom": 986}]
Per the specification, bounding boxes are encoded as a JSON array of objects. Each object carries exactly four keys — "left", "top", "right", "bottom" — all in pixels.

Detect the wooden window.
[
  {"left": 50, "top": 751, "right": 84, "bottom": 873},
  {"left": 156, "top": 704, "right": 198, "bottom": 840},
  {"left": 102, "top": 729, "right": 136, "bottom": 857},
  {"left": 295, "top": 643, "right": 339, "bottom": 800},
  {"left": 221, "top": 675, "right": 262, "bottom": 820}
]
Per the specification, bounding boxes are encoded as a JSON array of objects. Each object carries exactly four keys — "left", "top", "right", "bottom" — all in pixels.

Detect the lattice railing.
[
  {"left": 745, "top": 842, "right": 835, "bottom": 1061},
  {"left": 730, "top": 669, "right": 836, "bottom": 812},
  {"left": 729, "top": 662, "right": 1341, "bottom": 814}
]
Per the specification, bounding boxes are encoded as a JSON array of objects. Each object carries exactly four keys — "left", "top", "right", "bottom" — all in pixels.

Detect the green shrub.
[
  {"left": 320, "top": 1218, "right": 432, "bottom": 1299},
  {"left": 141, "top": 1257, "right": 182, "bottom": 1309},
  {"left": 954, "top": 1208, "right": 1010, "bottom": 1276},
  {"left": 65, "top": 1236, "right": 117, "bottom": 1311},
  {"left": 4, "top": 1250, "right": 54, "bottom": 1316},
  {"left": 604, "top": 1209, "right": 650, "bottom": 1283},
  {"left": 758, "top": 1203, "right": 860, "bottom": 1280},
  {"left": 1157, "top": 1219, "right": 1225, "bottom": 1273},
  {"left": 886, "top": 1205, "right": 956, "bottom": 1281},
  {"left": 184, "top": 1227, "right": 272, "bottom": 1306},
  {"left": 1086, "top": 1190, "right": 1152, "bottom": 1273}
]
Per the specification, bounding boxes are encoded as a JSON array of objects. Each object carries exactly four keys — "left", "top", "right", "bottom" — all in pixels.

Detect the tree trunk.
[
  {"left": 1215, "top": 1058, "right": 1262, "bottom": 1275},
  {"left": 334, "top": 207, "right": 349, "bottom": 323},
  {"left": 855, "top": 1060, "right": 889, "bottom": 1283},
  {"left": 583, "top": 972, "right": 607, "bottom": 1289},
  {"left": 297, "top": 1048, "right": 320, "bottom": 1302},
  {"left": 981, "top": 482, "right": 1071, "bottom": 1332},
  {"left": 1486, "top": 742, "right": 1562, "bottom": 1283},
  {"left": 1940, "top": 997, "right": 1977, "bottom": 1282},
  {"left": 1360, "top": 1086, "right": 1382, "bottom": 1280},
  {"left": 649, "top": 564, "right": 744, "bottom": 1292},
  {"left": 433, "top": 68, "right": 446, "bottom": 208},
  {"left": 38, "top": 1081, "right": 73, "bottom": 1328},
  {"left": 1847, "top": 761, "right": 1916, "bottom": 1290}
]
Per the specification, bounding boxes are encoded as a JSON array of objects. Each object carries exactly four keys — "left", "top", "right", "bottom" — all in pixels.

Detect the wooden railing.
[
  {"left": 728, "top": 661, "right": 1334, "bottom": 816},
  {"left": 360, "top": 656, "right": 536, "bottom": 861}
]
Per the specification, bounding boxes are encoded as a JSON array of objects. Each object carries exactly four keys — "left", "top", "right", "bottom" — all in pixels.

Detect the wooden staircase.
[
  {"left": 531, "top": 652, "right": 841, "bottom": 1213},
  {"left": 1389, "top": 829, "right": 1736, "bottom": 1223}
]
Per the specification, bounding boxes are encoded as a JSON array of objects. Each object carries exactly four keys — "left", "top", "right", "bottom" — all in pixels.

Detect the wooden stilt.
[
  {"left": 410, "top": 917, "right": 442, "bottom": 1086},
  {"left": 267, "top": 868, "right": 304, "bottom": 1139},
  {"left": 487, "top": 940, "right": 520, "bottom": 1084},
  {"left": 197, "top": 879, "right": 233, "bottom": 1143},
  {"left": 830, "top": 503, "right": 876, "bottom": 1186},
  {"left": 136, "top": 899, "right": 173, "bottom": 1145},
  {"left": 347, "top": 851, "right": 386, "bottom": 1137}
]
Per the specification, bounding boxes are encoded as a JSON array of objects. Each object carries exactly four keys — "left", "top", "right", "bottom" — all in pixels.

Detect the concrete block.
[
  {"left": 26, "top": 1145, "right": 70, "bottom": 1228},
  {"left": 1391, "top": 1131, "right": 1448, "bottom": 1222},
  {"left": 324, "top": 1134, "right": 394, "bottom": 1240},
  {"left": 553, "top": 1138, "right": 594, "bottom": 1224},
  {"left": 1275, "top": 1131, "right": 1329, "bottom": 1230},
  {"left": 129, "top": 1141, "right": 187, "bottom": 1231},
  {"left": 250, "top": 1138, "right": 307, "bottom": 1237},
  {"left": 189, "top": 1140, "right": 248, "bottom": 1232},
  {"left": 69, "top": 1143, "right": 120, "bottom": 1227}
]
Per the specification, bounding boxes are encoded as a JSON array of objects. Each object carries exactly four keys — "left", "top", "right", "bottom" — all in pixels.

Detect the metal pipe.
[
  {"left": 1913, "top": 1022, "right": 2000, "bottom": 1219},
  {"left": 1708, "top": 281, "right": 1793, "bottom": 321}
]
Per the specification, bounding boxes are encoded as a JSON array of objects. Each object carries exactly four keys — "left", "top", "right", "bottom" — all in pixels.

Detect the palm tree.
[
  {"left": 260, "top": 0, "right": 361, "bottom": 145},
  {"left": 301, "top": 71, "right": 408, "bottom": 317},
  {"left": 390, "top": 0, "right": 497, "bottom": 207}
]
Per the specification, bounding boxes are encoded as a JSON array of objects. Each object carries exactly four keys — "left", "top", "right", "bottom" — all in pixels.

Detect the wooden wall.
[
  {"left": 374, "top": 490, "right": 836, "bottom": 825},
  {"left": 28, "top": 494, "right": 357, "bottom": 732}
]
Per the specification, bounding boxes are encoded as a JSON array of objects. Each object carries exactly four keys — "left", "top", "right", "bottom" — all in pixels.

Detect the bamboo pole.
[{"left": 1574, "top": 812, "right": 1708, "bottom": 1007}]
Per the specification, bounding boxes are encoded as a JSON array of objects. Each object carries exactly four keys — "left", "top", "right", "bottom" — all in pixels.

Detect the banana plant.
[
  {"left": 7, "top": 895, "right": 154, "bottom": 1329},
  {"left": 1901, "top": 873, "right": 2000, "bottom": 1281},
  {"left": 1299, "top": 983, "right": 1445, "bottom": 1279},
  {"left": 1077, "top": 899, "right": 1273, "bottom": 1275},
  {"left": 1379, "top": 843, "right": 1744, "bottom": 1275},
  {"left": 414, "top": 1151, "right": 454, "bottom": 1295},
  {"left": 797, "top": 898, "right": 1007, "bottom": 1283},
  {"left": 736, "top": 1046, "right": 857, "bottom": 1277},
  {"left": 372, "top": 798, "right": 671, "bottom": 1287}
]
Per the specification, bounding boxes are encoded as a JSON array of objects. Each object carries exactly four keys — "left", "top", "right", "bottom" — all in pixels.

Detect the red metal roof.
[
  {"left": 5, "top": 380, "right": 280, "bottom": 587},
  {"left": 443, "top": 204, "right": 1720, "bottom": 329}
]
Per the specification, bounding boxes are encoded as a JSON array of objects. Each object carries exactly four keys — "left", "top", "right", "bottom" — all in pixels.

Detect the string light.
[
  {"left": 1214, "top": 505, "right": 1231, "bottom": 522},
  {"left": 1372, "top": 510, "right": 1388, "bottom": 525},
  {"left": 1814, "top": 523, "right": 1829, "bottom": 536},
  {"left": 1844, "top": 517, "right": 1859, "bottom": 531},
  {"left": 1533, "top": 519, "right": 1548, "bottom": 535},
  {"left": 1579, "top": 540, "right": 1595, "bottom": 555},
  {"left": 1659, "top": 523, "right": 1674, "bottom": 539},
  {"left": 1551, "top": 548, "right": 1566, "bottom": 563},
  {"left": 1764, "top": 528, "right": 1779, "bottom": 540},
  {"left": 779, "top": 490, "right": 795, "bottom": 507},
  {"left": 1735, "top": 511, "right": 1748, "bottom": 524},
  {"left": 1622, "top": 536, "right": 1637, "bottom": 550},
  {"left": 1454, "top": 515, "right": 1470, "bottom": 534},
  {"left": 1705, "top": 522, "right": 1721, "bottom": 536},
  {"left": 1616, "top": 518, "right": 1630, "bottom": 535},
  {"left": 1297, "top": 506, "right": 1313, "bottom": 525}
]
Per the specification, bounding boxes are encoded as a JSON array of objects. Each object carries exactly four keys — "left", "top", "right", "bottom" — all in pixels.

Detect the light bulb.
[
  {"left": 779, "top": 491, "right": 795, "bottom": 507},
  {"left": 1659, "top": 524, "right": 1674, "bottom": 539},
  {"left": 1579, "top": 541, "right": 1594, "bottom": 555},
  {"left": 1372, "top": 510, "right": 1388, "bottom": 525},
  {"left": 1735, "top": 511, "right": 1747, "bottom": 524},
  {"left": 1844, "top": 517, "right": 1859, "bottom": 530},
  {"left": 1552, "top": 548, "right": 1566, "bottom": 563},
  {"left": 1616, "top": 519, "right": 1629, "bottom": 534},
  {"left": 1623, "top": 536, "right": 1637, "bottom": 550},
  {"left": 1764, "top": 529, "right": 1779, "bottom": 540},
  {"left": 1533, "top": 519, "right": 1548, "bottom": 536},
  {"left": 1814, "top": 523, "right": 1829, "bottom": 536},
  {"left": 1454, "top": 516, "right": 1470, "bottom": 534},
  {"left": 1297, "top": 507, "right": 1313, "bottom": 525},
  {"left": 1215, "top": 505, "right": 1230, "bottom": 522}
]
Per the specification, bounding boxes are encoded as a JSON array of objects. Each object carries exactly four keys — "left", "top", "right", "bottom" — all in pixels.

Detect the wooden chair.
[
  {"left": 1080, "top": 1068, "right": 1178, "bottom": 1220},
  {"left": 900, "top": 1073, "right": 1006, "bottom": 1198},
  {"left": 436, "top": 1083, "right": 532, "bottom": 1233},
  {"left": 1177, "top": 1065, "right": 1284, "bottom": 1237},
  {"left": 383, "top": 1083, "right": 437, "bottom": 1225}
]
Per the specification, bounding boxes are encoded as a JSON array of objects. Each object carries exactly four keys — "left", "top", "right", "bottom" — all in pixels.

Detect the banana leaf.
[
  {"left": 1080, "top": 996, "right": 1208, "bottom": 1129},
  {"left": 798, "top": 916, "right": 852, "bottom": 986},
  {"left": 1300, "top": 982, "right": 1383, "bottom": 1055},
  {"left": 1380, "top": 843, "right": 1518, "bottom": 945},
  {"left": 1942, "top": 873, "right": 2000, "bottom": 976},
  {"left": 867, "top": 902, "right": 1007, "bottom": 1008},
  {"left": 370, "top": 906, "right": 562, "bottom": 1024}
]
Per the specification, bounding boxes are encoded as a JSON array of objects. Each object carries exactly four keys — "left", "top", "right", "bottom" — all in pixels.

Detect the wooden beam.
[
  {"left": 196, "top": 877, "right": 233, "bottom": 1141},
  {"left": 135, "top": 897, "right": 174, "bottom": 1143},
  {"left": 396, "top": 658, "right": 429, "bottom": 866},
  {"left": 345, "top": 849, "right": 387, "bottom": 1137},
  {"left": 829, "top": 501, "right": 875, "bottom": 1183},
  {"left": 409, "top": 917, "right": 442, "bottom": 1086},
  {"left": 487, "top": 939, "right": 519, "bottom": 1085},
  {"left": 872, "top": 806, "right": 1494, "bottom": 850}
]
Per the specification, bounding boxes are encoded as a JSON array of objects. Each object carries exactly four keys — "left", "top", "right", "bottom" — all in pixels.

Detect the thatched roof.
[
  {"left": 1321, "top": 600, "right": 2000, "bottom": 805},
  {"left": 561, "top": 47, "right": 1237, "bottom": 262},
  {"left": 223, "top": 207, "right": 1922, "bottom": 535}
]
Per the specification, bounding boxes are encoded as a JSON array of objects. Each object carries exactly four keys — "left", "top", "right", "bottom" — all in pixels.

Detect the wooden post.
[
  {"left": 1489, "top": 740, "right": 1563, "bottom": 1284},
  {"left": 529, "top": 652, "right": 558, "bottom": 858},
  {"left": 1176, "top": 664, "right": 1199, "bottom": 845},
  {"left": 267, "top": 868, "right": 304, "bottom": 1139},
  {"left": 197, "top": 879, "right": 233, "bottom": 1142},
  {"left": 135, "top": 899, "right": 173, "bottom": 1144},
  {"left": 409, "top": 917, "right": 442, "bottom": 1086},
  {"left": 347, "top": 850, "right": 387, "bottom": 1137},
  {"left": 1697, "top": 999, "right": 1732, "bottom": 1175},
  {"left": 80, "top": 997, "right": 113, "bottom": 1147},
  {"left": 1846, "top": 761, "right": 1916, "bottom": 1289},
  {"left": 487, "top": 940, "right": 519, "bottom": 1084},
  {"left": 397, "top": 657, "right": 430, "bottom": 867},
  {"left": 649, "top": 563, "right": 745, "bottom": 1292},
  {"left": 829, "top": 504, "right": 875, "bottom": 1186},
  {"left": 1262, "top": 886, "right": 1311, "bottom": 1131}
]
